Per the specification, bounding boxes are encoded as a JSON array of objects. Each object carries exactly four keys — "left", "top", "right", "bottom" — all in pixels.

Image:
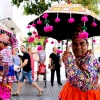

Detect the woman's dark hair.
[
  {"left": 0, "top": 41, "right": 8, "bottom": 46},
  {"left": 3, "top": 42, "right": 8, "bottom": 46}
]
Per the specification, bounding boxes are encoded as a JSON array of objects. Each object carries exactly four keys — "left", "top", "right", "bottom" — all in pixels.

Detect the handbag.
[
  {"left": 14, "top": 64, "right": 20, "bottom": 72},
  {"left": 33, "top": 53, "right": 39, "bottom": 62},
  {"left": 38, "top": 64, "right": 46, "bottom": 75}
]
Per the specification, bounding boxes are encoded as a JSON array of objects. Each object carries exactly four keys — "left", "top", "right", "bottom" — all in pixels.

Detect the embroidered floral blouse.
[
  {"left": 0, "top": 48, "right": 12, "bottom": 66},
  {"left": 64, "top": 53, "right": 100, "bottom": 92}
]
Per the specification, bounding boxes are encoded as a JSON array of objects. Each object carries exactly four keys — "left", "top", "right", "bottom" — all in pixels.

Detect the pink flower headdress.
[
  {"left": 73, "top": 24, "right": 89, "bottom": 40},
  {"left": 78, "top": 31, "right": 89, "bottom": 39}
]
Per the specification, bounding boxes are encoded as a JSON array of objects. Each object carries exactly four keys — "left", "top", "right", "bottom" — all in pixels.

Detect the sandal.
[
  {"left": 37, "top": 89, "right": 43, "bottom": 96},
  {"left": 11, "top": 93, "right": 20, "bottom": 96}
]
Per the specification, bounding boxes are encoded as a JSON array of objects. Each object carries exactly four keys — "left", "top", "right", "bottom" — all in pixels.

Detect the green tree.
[{"left": 11, "top": 0, "right": 100, "bottom": 16}]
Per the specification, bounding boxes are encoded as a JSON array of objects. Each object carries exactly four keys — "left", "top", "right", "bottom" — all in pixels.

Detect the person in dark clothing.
[
  {"left": 12, "top": 45, "right": 43, "bottom": 96},
  {"left": 49, "top": 46, "right": 62, "bottom": 86}
]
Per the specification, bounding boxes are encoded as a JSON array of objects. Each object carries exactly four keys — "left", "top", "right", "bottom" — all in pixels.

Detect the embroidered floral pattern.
[
  {"left": 64, "top": 54, "right": 100, "bottom": 92},
  {"left": 0, "top": 48, "right": 14, "bottom": 99}
]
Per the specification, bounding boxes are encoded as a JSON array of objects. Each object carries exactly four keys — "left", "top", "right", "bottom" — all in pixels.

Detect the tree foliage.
[
  {"left": 72, "top": 0, "right": 99, "bottom": 14},
  {"left": 11, "top": 0, "right": 100, "bottom": 16}
]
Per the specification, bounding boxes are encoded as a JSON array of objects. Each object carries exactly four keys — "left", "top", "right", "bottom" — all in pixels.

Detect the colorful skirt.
[
  {"left": 57, "top": 82, "right": 100, "bottom": 100},
  {"left": 0, "top": 83, "right": 12, "bottom": 100},
  {"left": 0, "top": 65, "right": 15, "bottom": 99}
]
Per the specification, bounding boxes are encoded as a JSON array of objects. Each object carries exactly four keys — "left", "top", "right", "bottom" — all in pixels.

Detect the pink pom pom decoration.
[
  {"left": 68, "top": 18, "right": 75, "bottom": 23},
  {"left": 57, "top": 49, "right": 62, "bottom": 54},
  {"left": 51, "top": 41, "right": 54, "bottom": 44},
  {"left": 55, "top": 17, "right": 60, "bottom": 23},
  {"left": 37, "top": 36, "right": 41, "bottom": 39},
  {"left": 44, "top": 26, "right": 53, "bottom": 32},
  {"left": 28, "top": 37, "right": 34, "bottom": 43},
  {"left": 79, "top": 31, "right": 89, "bottom": 39},
  {"left": 35, "top": 34, "right": 39, "bottom": 38},
  {"left": 92, "top": 39, "right": 96, "bottom": 43},
  {"left": 33, "top": 31, "right": 37, "bottom": 34},
  {"left": 32, "top": 23, "right": 36, "bottom": 27},
  {"left": 42, "top": 13, "right": 49, "bottom": 19},
  {"left": 81, "top": 16, "right": 88, "bottom": 22},
  {"left": 58, "top": 40, "right": 61, "bottom": 43},
  {"left": 37, "top": 20, "right": 42, "bottom": 25},
  {"left": 37, "top": 46, "right": 43, "bottom": 51},
  {"left": 44, "top": 39, "right": 48, "bottom": 43},
  {"left": 44, "top": 26, "right": 48, "bottom": 32},
  {"left": 91, "top": 22, "right": 97, "bottom": 27},
  {"left": 27, "top": 25, "right": 31, "bottom": 29},
  {"left": 48, "top": 26, "right": 53, "bottom": 32}
]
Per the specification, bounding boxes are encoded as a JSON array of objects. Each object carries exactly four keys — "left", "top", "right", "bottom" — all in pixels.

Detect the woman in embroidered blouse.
[
  {"left": 0, "top": 34, "right": 15, "bottom": 100},
  {"left": 57, "top": 32, "right": 100, "bottom": 100}
]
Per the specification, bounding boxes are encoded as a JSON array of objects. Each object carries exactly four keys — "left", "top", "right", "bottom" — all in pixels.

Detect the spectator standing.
[
  {"left": 0, "top": 34, "right": 15, "bottom": 100},
  {"left": 12, "top": 48, "right": 21, "bottom": 82},
  {"left": 27, "top": 46, "right": 36, "bottom": 80},
  {"left": 36, "top": 46, "right": 46, "bottom": 82},
  {"left": 12, "top": 45, "right": 43, "bottom": 96},
  {"left": 49, "top": 46, "right": 62, "bottom": 86}
]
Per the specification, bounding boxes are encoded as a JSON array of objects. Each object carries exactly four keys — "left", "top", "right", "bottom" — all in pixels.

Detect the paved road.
[{"left": 11, "top": 81, "right": 66, "bottom": 100}]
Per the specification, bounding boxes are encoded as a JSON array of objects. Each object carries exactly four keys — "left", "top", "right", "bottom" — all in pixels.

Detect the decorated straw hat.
[{"left": 0, "top": 33, "right": 9, "bottom": 43}]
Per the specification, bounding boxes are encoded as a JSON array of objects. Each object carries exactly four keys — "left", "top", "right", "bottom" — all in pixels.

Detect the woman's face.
[
  {"left": 72, "top": 38, "right": 88, "bottom": 57},
  {"left": 12, "top": 49, "right": 16, "bottom": 54}
]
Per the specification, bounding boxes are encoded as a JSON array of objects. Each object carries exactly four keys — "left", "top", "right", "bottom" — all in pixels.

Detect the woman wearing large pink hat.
[{"left": 0, "top": 33, "right": 17, "bottom": 100}]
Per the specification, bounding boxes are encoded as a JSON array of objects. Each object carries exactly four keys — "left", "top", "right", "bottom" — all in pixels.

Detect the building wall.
[{"left": 0, "top": 0, "right": 24, "bottom": 47}]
